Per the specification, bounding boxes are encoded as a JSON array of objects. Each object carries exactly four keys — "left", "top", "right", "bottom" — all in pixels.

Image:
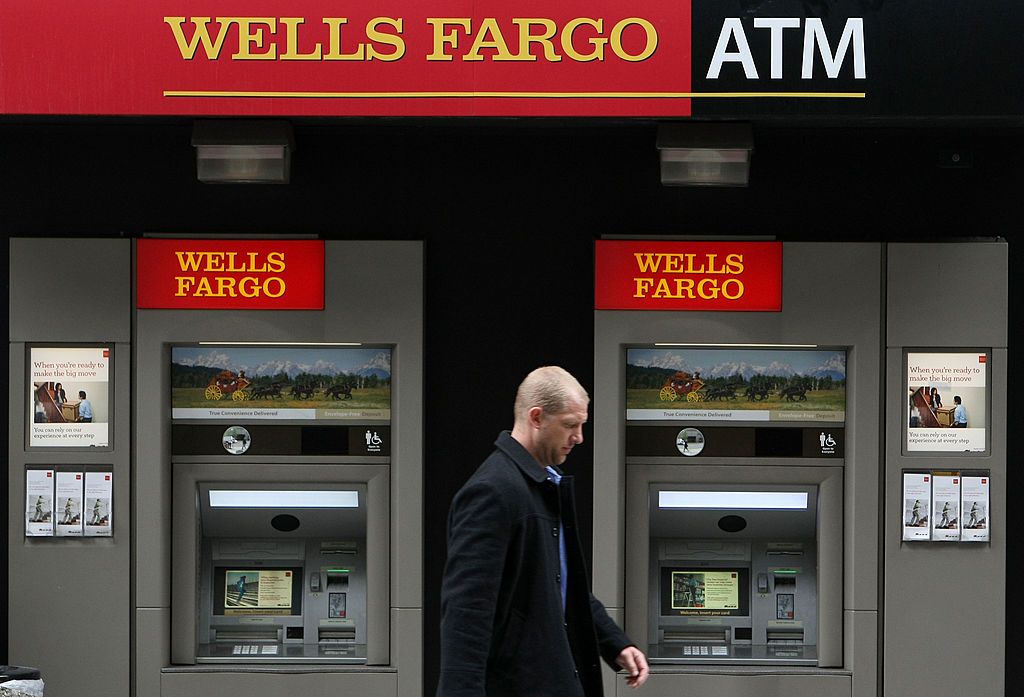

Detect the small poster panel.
[
  {"left": 25, "top": 469, "right": 54, "bottom": 537},
  {"left": 329, "top": 592, "right": 347, "bottom": 619},
  {"left": 55, "top": 471, "right": 84, "bottom": 537},
  {"left": 961, "top": 476, "right": 990, "bottom": 542},
  {"left": 931, "top": 474, "right": 961, "bottom": 541},
  {"left": 906, "top": 352, "right": 987, "bottom": 453},
  {"left": 83, "top": 471, "right": 113, "bottom": 537},
  {"left": 902, "top": 472, "right": 931, "bottom": 541},
  {"left": 29, "top": 347, "right": 110, "bottom": 447}
]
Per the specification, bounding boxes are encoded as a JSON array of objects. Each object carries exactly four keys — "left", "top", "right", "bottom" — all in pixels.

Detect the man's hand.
[{"left": 616, "top": 645, "right": 650, "bottom": 688}]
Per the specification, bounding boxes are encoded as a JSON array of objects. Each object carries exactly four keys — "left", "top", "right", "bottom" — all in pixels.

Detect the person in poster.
[
  {"left": 89, "top": 498, "right": 104, "bottom": 525},
  {"left": 951, "top": 396, "right": 968, "bottom": 427},
  {"left": 78, "top": 391, "right": 94, "bottom": 422},
  {"left": 437, "top": 367, "right": 648, "bottom": 697}
]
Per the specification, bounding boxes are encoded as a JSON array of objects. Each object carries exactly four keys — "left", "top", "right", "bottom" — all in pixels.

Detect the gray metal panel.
[
  {"left": 844, "top": 610, "right": 878, "bottom": 697},
  {"left": 9, "top": 238, "right": 131, "bottom": 342},
  {"left": 137, "top": 608, "right": 172, "bottom": 697},
  {"left": 882, "top": 347, "right": 1006, "bottom": 697},
  {"left": 615, "top": 669, "right": 851, "bottom": 697},
  {"left": 160, "top": 669, "right": 398, "bottom": 697},
  {"left": 7, "top": 342, "right": 132, "bottom": 697},
  {"left": 886, "top": 242, "right": 1007, "bottom": 348},
  {"left": 595, "top": 242, "right": 883, "bottom": 618},
  {"left": 883, "top": 242, "right": 1006, "bottom": 697},
  {"left": 392, "top": 608, "right": 424, "bottom": 697}
]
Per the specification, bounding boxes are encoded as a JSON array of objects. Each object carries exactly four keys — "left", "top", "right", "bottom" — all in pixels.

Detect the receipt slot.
[
  {"left": 172, "top": 464, "right": 389, "bottom": 665},
  {"left": 625, "top": 472, "right": 843, "bottom": 667}
]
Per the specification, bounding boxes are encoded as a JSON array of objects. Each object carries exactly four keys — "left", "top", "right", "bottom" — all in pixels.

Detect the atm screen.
[
  {"left": 661, "top": 567, "right": 749, "bottom": 617},
  {"left": 213, "top": 567, "right": 303, "bottom": 616}
]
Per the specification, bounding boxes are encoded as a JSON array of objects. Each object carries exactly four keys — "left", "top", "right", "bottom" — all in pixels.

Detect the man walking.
[{"left": 437, "top": 366, "right": 648, "bottom": 697}]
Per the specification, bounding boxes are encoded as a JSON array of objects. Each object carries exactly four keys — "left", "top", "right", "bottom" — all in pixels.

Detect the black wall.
[{"left": 1, "top": 119, "right": 1020, "bottom": 692}]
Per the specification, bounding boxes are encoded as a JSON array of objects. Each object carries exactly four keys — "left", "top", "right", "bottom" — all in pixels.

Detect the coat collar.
[{"left": 494, "top": 430, "right": 562, "bottom": 484}]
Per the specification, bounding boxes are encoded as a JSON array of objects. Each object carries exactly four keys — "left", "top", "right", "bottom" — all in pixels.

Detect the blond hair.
[{"left": 514, "top": 366, "right": 589, "bottom": 424}]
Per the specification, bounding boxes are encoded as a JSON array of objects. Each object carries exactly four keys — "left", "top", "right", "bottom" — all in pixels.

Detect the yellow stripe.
[{"left": 163, "top": 90, "right": 866, "bottom": 99}]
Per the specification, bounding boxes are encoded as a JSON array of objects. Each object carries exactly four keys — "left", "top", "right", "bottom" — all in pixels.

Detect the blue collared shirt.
[
  {"left": 545, "top": 466, "right": 568, "bottom": 613},
  {"left": 953, "top": 403, "right": 967, "bottom": 425}
]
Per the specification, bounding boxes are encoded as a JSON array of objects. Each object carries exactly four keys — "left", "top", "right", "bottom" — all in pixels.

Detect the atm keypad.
[{"left": 231, "top": 645, "right": 279, "bottom": 655}]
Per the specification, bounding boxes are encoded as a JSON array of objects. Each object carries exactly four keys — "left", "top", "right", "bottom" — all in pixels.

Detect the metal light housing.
[
  {"left": 657, "top": 122, "right": 754, "bottom": 187},
  {"left": 192, "top": 120, "right": 294, "bottom": 184}
]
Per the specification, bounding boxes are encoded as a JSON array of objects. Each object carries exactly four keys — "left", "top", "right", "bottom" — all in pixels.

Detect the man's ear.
[{"left": 527, "top": 406, "right": 545, "bottom": 429}]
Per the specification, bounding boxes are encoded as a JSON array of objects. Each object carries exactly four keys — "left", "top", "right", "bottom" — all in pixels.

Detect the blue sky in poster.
[
  {"left": 172, "top": 346, "right": 391, "bottom": 379},
  {"left": 627, "top": 348, "right": 845, "bottom": 380}
]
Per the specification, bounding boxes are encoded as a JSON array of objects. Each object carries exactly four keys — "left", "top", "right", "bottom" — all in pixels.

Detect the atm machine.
[
  {"left": 645, "top": 483, "right": 835, "bottom": 665},
  {"left": 176, "top": 480, "right": 380, "bottom": 663}
]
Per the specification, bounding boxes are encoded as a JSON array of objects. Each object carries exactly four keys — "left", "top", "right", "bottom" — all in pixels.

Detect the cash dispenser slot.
[
  {"left": 212, "top": 626, "right": 281, "bottom": 643},
  {"left": 663, "top": 627, "right": 730, "bottom": 643}
]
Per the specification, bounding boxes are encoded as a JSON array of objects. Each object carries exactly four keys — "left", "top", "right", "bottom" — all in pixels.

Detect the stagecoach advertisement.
[
  {"left": 626, "top": 347, "right": 846, "bottom": 422},
  {"left": 171, "top": 346, "right": 391, "bottom": 421}
]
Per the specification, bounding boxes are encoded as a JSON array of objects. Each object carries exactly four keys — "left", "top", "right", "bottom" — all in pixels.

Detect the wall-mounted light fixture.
[
  {"left": 192, "top": 120, "right": 294, "bottom": 184},
  {"left": 657, "top": 122, "right": 753, "bottom": 187}
]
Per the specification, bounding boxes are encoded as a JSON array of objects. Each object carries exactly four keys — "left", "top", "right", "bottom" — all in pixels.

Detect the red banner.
[
  {"left": 0, "top": 1, "right": 691, "bottom": 117},
  {"left": 594, "top": 240, "right": 782, "bottom": 311},
  {"left": 136, "top": 239, "right": 325, "bottom": 309}
]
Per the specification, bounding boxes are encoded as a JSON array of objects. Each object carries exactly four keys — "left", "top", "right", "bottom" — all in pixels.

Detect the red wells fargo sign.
[
  {"left": 0, "top": 1, "right": 692, "bottom": 117},
  {"left": 136, "top": 239, "right": 325, "bottom": 310},
  {"left": 594, "top": 240, "right": 782, "bottom": 311}
]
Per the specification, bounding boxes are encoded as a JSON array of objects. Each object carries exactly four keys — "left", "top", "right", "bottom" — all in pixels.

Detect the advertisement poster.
[
  {"left": 171, "top": 346, "right": 391, "bottom": 421},
  {"left": 902, "top": 472, "right": 931, "bottom": 541},
  {"left": 906, "top": 352, "right": 987, "bottom": 452},
  {"left": 83, "top": 471, "right": 113, "bottom": 537},
  {"left": 931, "top": 474, "right": 961, "bottom": 541},
  {"left": 671, "top": 571, "right": 739, "bottom": 613},
  {"left": 225, "top": 570, "right": 293, "bottom": 615},
  {"left": 29, "top": 347, "right": 110, "bottom": 448},
  {"left": 25, "top": 469, "right": 54, "bottom": 537},
  {"left": 626, "top": 347, "right": 846, "bottom": 422},
  {"left": 961, "top": 476, "right": 990, "bottom": 543},
  {"left": 55, "top": 471, "right": 84, "bottom": 537}
]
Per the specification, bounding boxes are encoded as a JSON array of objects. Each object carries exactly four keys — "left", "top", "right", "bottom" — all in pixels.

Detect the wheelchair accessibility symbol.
[{"left": 819, "top": 432, "right": 837, "bottom": 454}]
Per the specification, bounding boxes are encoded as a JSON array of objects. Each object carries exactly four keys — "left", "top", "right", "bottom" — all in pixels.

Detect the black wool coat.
[{"left": 436, "top": 431, "right": 634, "bottom": 697}]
